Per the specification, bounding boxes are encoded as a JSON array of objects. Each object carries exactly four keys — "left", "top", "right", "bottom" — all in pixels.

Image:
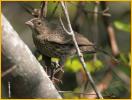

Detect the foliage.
[
  {"left": 64, "top": 56, "right": 104, "bottom": 73},
  {"left": 114, "top": 20, "right": 130, "bottom": 32}
]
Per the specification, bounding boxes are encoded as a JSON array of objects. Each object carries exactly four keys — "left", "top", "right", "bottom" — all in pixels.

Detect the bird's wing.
[
  {"left": 48, "top": 31, "right": 72, "bottom": 44},
  {"left": 37, "top": 32, "right": 95, "bottom": 48},
  {"left": 74, "top": 32, "right": 94, "bottom": 46},
  {"left": 36, "top": 31, "right": 72, "bottom": 44},
  {"left": 37, "top": 20, "right": 94, "bottom": 46},
  {"left": 37, "top": 31, "right": 95, "bottom": 46}
]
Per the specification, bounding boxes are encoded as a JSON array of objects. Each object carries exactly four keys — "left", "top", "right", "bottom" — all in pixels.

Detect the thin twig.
[
  {"left": 80, "top": 3, "right": 111, "bottom": 17},
  {"left": 39, "top": 2, "right": 44, "bottom": 18},
  {"left": 86, "top": 69, "right": 112, "bottom": 98},
  {"left": 43, "top": 1, "right": 48, "bottom": 18},
  {"left": 20, "top": 3, "right": 34, "bottom": 15},
  {"left": 67, "top": 2, "right": 111, "bottom": 17},
  {"left": 39, "top": 1, "right": 48, "bottom": 18},
  {"left": 49, "top": 2, "right": 59, "bottom": 19},
  {"left": 59, "top": 90, "right": 115, "bottom": 98},
  {"left": 60, "top": 1, "right": 103, "bottom": 99},
  {"left": 59, "top": 16, "right": 70, "bottom": 34},
  {"left": 100, "top": 2, "right": 120, "bottom": 56},
  {"left": 58, "top": 91, "right": 97, "bottom": 95},
  {"left": 93, "top": 2, "right": 99, "bottom": 61},
  {"left": 86, "top": 10, "right": 111, "bottom": 17},
  {"left": 2, "top": 65, "right": 17, "bottom": 78},
  {"left": 8, "top": 81, "right": 11, "bottom": 98}
]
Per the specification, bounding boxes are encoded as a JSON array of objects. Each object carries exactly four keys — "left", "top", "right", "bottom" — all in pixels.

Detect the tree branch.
[
  {"left": 2, "top": 14, "right": 61, "bottom": 99},
  {"left": 39, "top": 1, "right": 48, "bottom": 18},
  {"left": 93, "top": 2, "right": 99, "bottom": 61},
  {"left": 100, "top": 2, "right": 120, "bottom": 56},
  {"left": 60, "top": 2, "right": 103, "bottom": 99}
]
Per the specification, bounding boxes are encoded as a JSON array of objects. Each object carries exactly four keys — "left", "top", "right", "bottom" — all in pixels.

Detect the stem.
[
  {"left": 60, "top": 2, "right": 103, "bottom": 99},
  {"left": 100, "top": 1, "right": 120, "bottom": 56}
]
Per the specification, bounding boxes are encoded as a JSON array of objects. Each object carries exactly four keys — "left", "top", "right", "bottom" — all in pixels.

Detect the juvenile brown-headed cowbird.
[
  {"left": 25, "top": 18, "right": 119, "bottom": 82},
  {"left": 25, "top": 18, "right": 96, "bottom": 67},
  {"left": 25, "top": 18, "right": 99, "bottom": 82}
]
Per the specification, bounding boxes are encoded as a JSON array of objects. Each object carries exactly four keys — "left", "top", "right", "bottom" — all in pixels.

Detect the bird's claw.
[
  {"left": 51, "top": 61, "right": 60, "bottom": 69},
  {"left": 52, "top": 77, "right": 62, "bottom": 84}
]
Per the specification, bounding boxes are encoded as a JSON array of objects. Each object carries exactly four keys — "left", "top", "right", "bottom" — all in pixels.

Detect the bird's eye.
[{"left": 37, "top": 22, "right": 41, "bottom": 25}]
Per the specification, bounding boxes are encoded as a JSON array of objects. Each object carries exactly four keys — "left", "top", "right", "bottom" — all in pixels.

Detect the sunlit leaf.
[
  {"left": 51, "top": 57, "right": 59, "bottom": 62},
  {"left": 114, "top": 21, "right": 130, "bottom": 32},
  {"left": 120, "top": 53, "right": 128, "bottom": 63},
  {"left": 94, "top": 60, "right": 104, "bottom": 69},
  {"left": 65, "top": 58, "right": 82, "bottom": 72},
  {"left": 65, "top": 57, "right": 104, "bottom": 73},
  {"left": 86, "top": 60, "right": 104, "bottom": 73},
  {"left": 37, "top": 55, "right": 42, "bottom": 61},
  {"left": 86, "top": 62, "right": 94, "bottom": 72}
]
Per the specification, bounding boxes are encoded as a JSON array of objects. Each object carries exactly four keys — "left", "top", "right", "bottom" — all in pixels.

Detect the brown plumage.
[
  {"left": 25, "top": 18, "right": 98, "bottom": 81},
  {"left": 25, "top": 18, "right": 96, "bottom": 66}
]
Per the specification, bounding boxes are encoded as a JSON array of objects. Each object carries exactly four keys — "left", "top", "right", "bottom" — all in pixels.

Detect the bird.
[
  {"left": 25, "top": 18, "right": 96, "bottom": 64},
  {"left": 25, "top": 18, "right": 99, "bottom": 81}
]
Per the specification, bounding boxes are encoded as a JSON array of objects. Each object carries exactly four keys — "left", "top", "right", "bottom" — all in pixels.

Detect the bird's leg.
[
  {"left": 42, "top": 55, "right": 54, "bottom": 79},
  {"left": 34, "top": 51, "right": 59, "bottom": 81},
  {"left": 53, "top": 56, "right": 66, "bottom": 74},
  {"left": 53, "top": 56, "right": 67, "bottom": 81}
]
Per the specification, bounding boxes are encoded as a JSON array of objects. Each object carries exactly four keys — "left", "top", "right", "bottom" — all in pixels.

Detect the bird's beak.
[{"left": 25, "top": 20, "right": 34, "bottom": 28}]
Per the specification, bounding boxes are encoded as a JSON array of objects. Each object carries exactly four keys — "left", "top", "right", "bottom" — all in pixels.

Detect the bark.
[{"left": 2, "top": 14, "right": 61, "bottom": 99}]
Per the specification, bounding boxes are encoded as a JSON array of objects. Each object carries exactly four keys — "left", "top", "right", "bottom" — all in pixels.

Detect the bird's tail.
[{"left": 94, "top": 46, "right": 120, "bottom": 63}]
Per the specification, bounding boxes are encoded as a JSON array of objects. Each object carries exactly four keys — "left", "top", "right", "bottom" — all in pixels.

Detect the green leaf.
[
  {"left": 86, "top": 60, "right": 104, "bottom": 73},
  {"left": 119, "top": 53, "right": 128, "bottom": 64},
  {"left": 94, "top": 60, "right": 104, "bottom": 69},
  {"left": 65, "top": 58, "right": 104, "bottom": 73},
  {"left": 37, "top": 55, "right": 42, "bottom": 61},
  {"left": 65, "top": 58, "right": 82, "bottom": 72},
  {"left": 86, "top": 62, "right": 94, "bottom": 72},
  {"left": 114, "top": 21, "right": 130, "bottom": 32},
  {"left": 51, "top": 57, "right": 59, "bottom": 62}
]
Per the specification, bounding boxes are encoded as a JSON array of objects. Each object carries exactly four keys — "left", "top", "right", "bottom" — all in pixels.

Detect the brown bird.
[
  {"left": 25, "top": 18, "right": 98, "bottom": 81},
  {"left": 25, "top": 18, "right": 120, "bottom": 83},
  {"left": 25, "top": 18, "right": 96, "bottom": 66}
]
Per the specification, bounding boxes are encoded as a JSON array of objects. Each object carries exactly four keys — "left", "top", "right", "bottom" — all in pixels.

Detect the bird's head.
[
  {"left": 25, "top": 18, "right": 48, "bottom": 34},
  {"left": 25, "top": 18, "right": 43, "bottom": 29}
]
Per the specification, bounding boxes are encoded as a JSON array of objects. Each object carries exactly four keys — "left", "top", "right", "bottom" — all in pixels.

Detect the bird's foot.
[
  {"left": 51, "top": 61, "right": 64, "bottom": 75},
  {"left": 52, "top": 77, "right": 62, "bottom": 84},
  {"left": 50, "top": 61, "right": 64, "bottom": 83},
  {"left": 53, "top": 67, "right": 64, "bottom": 75},
  {"left": 51, "top": 61, "right": 60, "bottom": 69}
]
